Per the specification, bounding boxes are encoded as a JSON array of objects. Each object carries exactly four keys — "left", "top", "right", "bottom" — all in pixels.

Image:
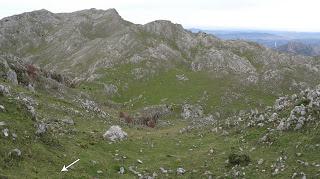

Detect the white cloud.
[{"left": 0, "top": 0, "right": 319, "bottom": 32}]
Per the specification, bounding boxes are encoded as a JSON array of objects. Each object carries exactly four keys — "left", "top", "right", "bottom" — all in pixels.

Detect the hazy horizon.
[{"left": 1, "top": 0, "right": 320, "bottom": 32}]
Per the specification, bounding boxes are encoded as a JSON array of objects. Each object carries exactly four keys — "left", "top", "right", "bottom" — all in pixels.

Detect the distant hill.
[
  {"left": 191, "top": 28, "right": 320, "bottom": 56},
  {"left": 276, "top": 41, "right": 320, "bottom": 56}
]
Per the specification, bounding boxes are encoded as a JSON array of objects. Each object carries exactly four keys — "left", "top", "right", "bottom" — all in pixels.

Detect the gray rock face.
[
  {"left": 6, "top": 70, "right": 18, "bottom": 85},
  {"left": 103, "top": 125, "right": 127, "bottom": 142},
  {"left": 143, "top": 20, "right": 185, "bottom": 40}
]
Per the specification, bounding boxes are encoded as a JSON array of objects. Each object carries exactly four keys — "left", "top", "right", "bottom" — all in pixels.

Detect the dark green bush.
[{"left": 228, "top": 153, "right": 251, "bottom": 166}]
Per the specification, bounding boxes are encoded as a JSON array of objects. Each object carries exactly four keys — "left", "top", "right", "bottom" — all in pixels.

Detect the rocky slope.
[{"left": 1, "top": 8, "right": 319, "bottom": 86}]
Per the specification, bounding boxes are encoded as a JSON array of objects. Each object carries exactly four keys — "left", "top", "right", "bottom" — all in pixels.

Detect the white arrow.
[{"left": 61, "top": 159, "right": 80, "bottom": 172}]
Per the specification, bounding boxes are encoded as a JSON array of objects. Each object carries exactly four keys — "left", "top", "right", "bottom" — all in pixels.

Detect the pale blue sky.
[{"left": 0, "top": 0, "right": 319, "bottom": 32}]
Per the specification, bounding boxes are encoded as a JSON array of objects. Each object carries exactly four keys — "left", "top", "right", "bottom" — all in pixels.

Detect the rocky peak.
[
  {"left": 1, "top": 9, "right": 57, "bottom": 24},
  {"left": 104, "top": 8, "right": 121, "bottom": 17},
  {"left": 26, "top": 9, "right": 53, "bottom": 15},
  {"left": 143, "top": 20, "right": 186, "bottom": 39},
  {"left": 68, "top": 8, "right": 123, "bottom": 21}
]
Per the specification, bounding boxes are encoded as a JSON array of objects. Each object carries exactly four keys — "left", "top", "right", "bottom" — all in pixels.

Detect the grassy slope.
[
  {"left": 1, "top": 76, "right": 319, "bottom": 178},
  {"left": 79, "top": 63, "right": 276, "bottom": 114}
]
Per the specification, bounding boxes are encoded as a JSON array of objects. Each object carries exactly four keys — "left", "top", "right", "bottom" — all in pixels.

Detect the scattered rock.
[
  {"left": 104, "top": 83, "right": 118, "bottom": 96},
  {"left": 27, "top": 105, "right": 37, "bottom": 120},
  {"left": 35, "top": 123, "right": 47, "bottom": 136},
  {"left": 181, "top": 104, "right": 203, "bottom": 119},
  {"left": 103, "top": 125, "right": 127, "bottom": 142},
  {"left": 62, "top": 118, "right": 74, "bottom": 125},
  {"left": 0, "top": 85, "right": 10, "bottom": 96},
  {"left": 176, "top": 167, "right": 186, "bottom": 175},
  {"left": 0, "top": 105, "right": 5, "bottom": 111},
  {"left": 2, "top": 128, "right": 9, "bottom": 137},
  {"left": 137, "top": 159, "right": 143, "bottom": 164},
  {"left": 258, "top": 133, "right": 273, "bottom": 145},
  {"left": 274, "top": 97, "right": 291, "bottom": 111},
  {"left": 0, "top": 121, "right": 6, "bottom": 126},
  {"left": 160, "top": 167, "right": 168, "bottom": 174},
  {"left": 9, "top": 148, "right": 21, "bottom": 158},
  {"left": 119, "top": 166, "right": 125, "bottom": 174},
  {"left": 291, "top": 172, "right": 306, "bottom": 179},
  {"left": 97, "top": 170, "right": 103, "bottom": 174},
  {"left": 204, "top": 170, "right": 213, "bottom": 176},
  {"left": 75, "top": 98, "right": 107, "bottom": 118},
  {"left": 258, "top": 159, "right": 264, "bottom": 165},
  {"left": 128, "top": 166, "right": 141, "bottom": 177},
  {"left": 12, "top": 133, "right": 17, "bottom": 139},
  {"left": 176, "top": 74, "right": 189, "bottom": 81},
  {"left": 271, "top": 155, "right": 287, "bottom": 175},
  {"left": 296, "top": 153, "right": 302, "bottom": 157}
]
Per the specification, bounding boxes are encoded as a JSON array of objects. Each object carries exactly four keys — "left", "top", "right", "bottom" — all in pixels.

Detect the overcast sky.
[{"left": 1, "top": 0, "right": 319, "bottom": 32}]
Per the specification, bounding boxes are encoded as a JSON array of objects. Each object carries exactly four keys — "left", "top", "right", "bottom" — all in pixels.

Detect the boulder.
[
  {"left": 176, "top": 167, "right": 186, "bottom": 175},
  {"left": 103, "top": 125, "right": 127, "bottom": 142}
]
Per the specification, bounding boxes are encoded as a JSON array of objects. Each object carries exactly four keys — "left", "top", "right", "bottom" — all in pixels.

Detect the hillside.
[
  {"left": 1, "top": 8, "right": 320, "bottom": 178},
  {"left": 277, "top": 41, "right": 320, "bottom": 56}
]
